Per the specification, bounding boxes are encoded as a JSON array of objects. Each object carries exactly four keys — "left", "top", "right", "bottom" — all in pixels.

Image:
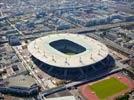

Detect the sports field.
[{"left": 88, "top": 77, "right": 128, "bottom": 100}]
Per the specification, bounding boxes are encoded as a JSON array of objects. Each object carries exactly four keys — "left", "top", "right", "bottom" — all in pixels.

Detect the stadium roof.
[{"left": 28, "top": 33, "right": 108, "bottom": 68}]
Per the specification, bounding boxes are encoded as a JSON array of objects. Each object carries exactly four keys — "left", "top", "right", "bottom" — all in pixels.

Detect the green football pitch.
[{"left": 88, "top": 77, "right": 128, "bottom": 100}]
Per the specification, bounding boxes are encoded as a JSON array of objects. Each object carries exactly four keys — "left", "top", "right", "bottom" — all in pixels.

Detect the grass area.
[
  {"left": 88, "top": 77, "right": 128, "bottom": 100},
  {"left": 64, "top": 52, "right": 76, "bottom": 55}
]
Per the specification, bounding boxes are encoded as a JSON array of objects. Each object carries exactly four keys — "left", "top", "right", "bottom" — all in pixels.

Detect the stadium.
[{"left": 28, "top": 33, "right": 115, "bottom": 81}]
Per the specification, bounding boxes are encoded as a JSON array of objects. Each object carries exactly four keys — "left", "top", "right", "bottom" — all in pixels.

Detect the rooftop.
[
  {"left": 46, "top": 96, "right": 76, "bottom": 100},
  {"left": 28, "top": 33, "right": 108, "bottom": 68}
]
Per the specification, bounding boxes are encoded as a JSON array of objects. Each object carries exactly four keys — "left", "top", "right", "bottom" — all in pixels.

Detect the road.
[
  {"left": 6, "top": 19, "right": 24, "bottom": 35},
  {"left": 0, "top": 9, "right": 25, "bottom": 37},
  {"left": 12, "top": 46, "right": 47, "bottom": 90}
]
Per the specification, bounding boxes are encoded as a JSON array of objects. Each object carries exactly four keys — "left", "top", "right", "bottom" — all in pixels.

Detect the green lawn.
[
  {"left": 64, "top": 52, "right": 76, "bottom": 55},
  {"left": 88, "top": 77, "right": 128, "bottom": 100}
]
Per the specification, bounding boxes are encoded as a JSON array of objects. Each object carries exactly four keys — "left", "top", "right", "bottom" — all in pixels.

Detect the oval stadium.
[{"left": 28, "top": 33, "right": 115, "bottom": 81}]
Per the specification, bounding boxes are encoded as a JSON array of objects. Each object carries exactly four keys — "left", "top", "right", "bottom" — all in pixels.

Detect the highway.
[
  {"left": 67, "top": 21, "right": 134, "bottom": 33},
  {"left": 85, "top": 33, "right": 134, "bottom": 56}
]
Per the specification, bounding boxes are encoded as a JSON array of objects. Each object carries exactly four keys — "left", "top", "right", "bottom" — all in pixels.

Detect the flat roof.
[
  {"left": 8, "top": 74, "right": 36, "bottom": 87},
  {"left": 46, "top": 96, "right": 76, "bottom": 100},
  {"left": 28, "top": 33, "right": 108, "bottom": 68}
]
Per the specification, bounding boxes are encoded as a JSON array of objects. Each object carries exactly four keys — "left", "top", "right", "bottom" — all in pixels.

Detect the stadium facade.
[{"left": 28, "top": 33, "right": 115, "bottom": 81}]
